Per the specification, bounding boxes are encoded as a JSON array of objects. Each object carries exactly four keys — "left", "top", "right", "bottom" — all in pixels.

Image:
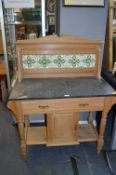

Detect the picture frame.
[
  {"left": 63, "top": 0, "right": 105, "bottom": 7},
  {"left": 48, "top": 15, "right": 55, "bottom": 25},
  {"left": 46, "top": 0, "right": 55, "bottom": 13}
]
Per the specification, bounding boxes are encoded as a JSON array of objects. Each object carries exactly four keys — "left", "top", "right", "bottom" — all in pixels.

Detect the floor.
[{"left": 0, "top": 102, "right": 116, "bottom": 175}]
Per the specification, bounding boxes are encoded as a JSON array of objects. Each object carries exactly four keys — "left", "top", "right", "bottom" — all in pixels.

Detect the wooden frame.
[
  {"left": 16, "top": 35, "right": 103, "bottom": 82},
  {"left": 7, "top": 96, "right": 116, "bottom": 159},
  {"left": 8, "top": 35, "right": 116, "bottom": 160},
  {"left": 63, "top": 0, "right": 105, "bottom": 7}
]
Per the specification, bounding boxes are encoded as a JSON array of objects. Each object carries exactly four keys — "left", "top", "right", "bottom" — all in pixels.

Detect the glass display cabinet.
[
  {"left": 2, "top": 0, "right": 43, "bottom": 87},
  {"left": 14, "top": 7, "right": 42, "bottom": 40},
  {"left": 0, "top": 0, "right": 56, "bottom": 89}
]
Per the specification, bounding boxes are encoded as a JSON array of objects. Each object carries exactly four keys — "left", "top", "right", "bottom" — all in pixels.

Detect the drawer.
[{"left": 21, "top": 97, "right": 105, "bottom": 115}]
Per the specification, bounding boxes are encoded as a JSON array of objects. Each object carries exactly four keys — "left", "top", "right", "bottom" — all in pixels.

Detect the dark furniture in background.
[
  {"left": 101, "top": 67, "right": 116, "bottom": 175},
  {"left": 0, "top": 61, "right": 7, "bottom": 103}
]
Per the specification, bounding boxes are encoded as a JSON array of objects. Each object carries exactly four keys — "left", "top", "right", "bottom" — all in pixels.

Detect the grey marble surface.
[{"left": 9, "top": 77, "right": 115, "bottom": 100}]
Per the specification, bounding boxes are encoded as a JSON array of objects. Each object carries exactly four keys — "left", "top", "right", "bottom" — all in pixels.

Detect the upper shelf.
[
  {"left": 4, "top": 8, "right": 41, "bottom": 26},
  {"left": 6, "top": 21, "right": 41, "bottom": 26}
]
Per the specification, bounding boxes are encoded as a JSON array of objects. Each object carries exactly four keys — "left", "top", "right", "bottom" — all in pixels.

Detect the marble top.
[{"left": 9, "top": 77, "right": 115, "bottom": 100}]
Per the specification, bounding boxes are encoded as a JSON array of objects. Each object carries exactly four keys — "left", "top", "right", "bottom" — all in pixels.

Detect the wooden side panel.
[{"left": 23, "top": 68, "right": 96, "bottom": 79}]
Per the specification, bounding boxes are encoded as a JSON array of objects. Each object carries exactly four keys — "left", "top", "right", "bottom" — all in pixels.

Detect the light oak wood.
[
  {"left": 16, "top": 102, "right": 27, "bottom": 159},
  {"left": 97, "top": 96, "right": 116, "bottom": 153},
  {"left": 17, "top": 35, "right": 103, "bottom": 45},
  {"left": 26, "top": 126, "right": 47, "bottom": 145},
  {"left": 16, "top": 35, "right": 103, "bottom": 81},
  {"left": 25, "top": 123, "right": 98, "bottom": 146},
  {"left": 24, "top": 115, "right": 30, "bottom": 141},
  {"left": 21, "top": 97, "right": 105, "bottom": 114},
  {"left": 7, "top": 35, "right": 116, "bottom": 159},
  {"left": 7, "top": 101, "right": 27, "bottom": 159},
  {"left": 7, "top": 96, "right": 116, "bottom": 158},
  {"left": 78, "top": 123, "right": 98, "bottom": 142},
  {"left": 47, "top": 113, "right": 79, "bottom": 146},
  {"left": 23, "top": 68, "right": 96, "bottom": 79}
]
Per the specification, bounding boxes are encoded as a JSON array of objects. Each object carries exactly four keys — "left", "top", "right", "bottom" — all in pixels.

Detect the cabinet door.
[{"left": 47, "top": 113, "right": 79, "bottom": 146}]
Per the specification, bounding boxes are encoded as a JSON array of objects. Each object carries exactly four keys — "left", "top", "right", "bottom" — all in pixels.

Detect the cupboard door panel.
[{"left": 47, "top": 112, "right": 79, "bottom": 146}]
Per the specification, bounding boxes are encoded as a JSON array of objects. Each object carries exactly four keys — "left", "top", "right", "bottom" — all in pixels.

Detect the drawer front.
[{"left": 21, "top": 97, "right": 105, "bottom": 114}]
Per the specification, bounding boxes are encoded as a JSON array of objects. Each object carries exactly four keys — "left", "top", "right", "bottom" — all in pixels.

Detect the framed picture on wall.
[
  {"left": 48, "top": 15, "right": 55, "bottom": 25},
  {"left": 63, "top": 0, "right": 104, "bottom": 7},
  {"left": 46, "top": 0, "right": 55, "bottom": 13}
]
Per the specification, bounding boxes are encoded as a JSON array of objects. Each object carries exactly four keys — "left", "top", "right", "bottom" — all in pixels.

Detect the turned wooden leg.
[
  {"left": 87, "top": 112, "right": 93, "bottom": 124},
  {"left": 17, "top": 116, "right": 27, "bottom": 159},
  {"left": 97, "top": 111, "right": 107, "bottom": 154},
  {"left": 7, "top": 101, "right": 27, "bottom": 158},
  {"left": 24, "top": 115, "right": 30, "bottom": 128},
  {"left": 97, "top": 97, "right": 116, "bottom": 154},
  {"left": 24, "top": 115, "right": 30, "bottom": 141}
]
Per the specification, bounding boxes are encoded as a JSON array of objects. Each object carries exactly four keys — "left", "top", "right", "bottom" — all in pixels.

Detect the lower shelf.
[
  {"left": 26, "top": 123, "right": 98, "bottom": 145},
  {"left": 26, "top": 126, "right": 47, "bottom": 145},
  {"left": 79, "top": 123, "right": 98, "bottom": 142}
]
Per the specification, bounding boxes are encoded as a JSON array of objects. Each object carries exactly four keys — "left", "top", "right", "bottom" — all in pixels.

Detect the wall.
[{"left": 56, "top": 0, "right": 108, "bottom": 41}]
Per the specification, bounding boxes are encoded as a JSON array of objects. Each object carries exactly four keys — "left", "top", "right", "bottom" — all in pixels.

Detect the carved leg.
[
  {"left": 97, "top": 111, "right": 107, "bottom": 154},
  {"left": 97, "top": 97, "right": 116, "bottom": 154},
  {"left": 17, "top": 116, "right": 27, "bottom": 159},
  {"left": 24, "top": 115, "right": 30, "bottom": 141},
  {"left": 14, "top": 102, "right": 27, "bottom": 159},
  {"left": 24, "top": 115, "right": 30, "bottom": 128},
  {"left": 7, "top": 101, "right": 27, "bottom": 158},
  {"left": 87, "top": 112, "right": 93, "bottom": 124}
]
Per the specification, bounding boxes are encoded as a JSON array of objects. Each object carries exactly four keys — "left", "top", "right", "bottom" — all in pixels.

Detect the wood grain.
[{"left": 16, "top": 35, "right": 103, "bottom": 81}]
